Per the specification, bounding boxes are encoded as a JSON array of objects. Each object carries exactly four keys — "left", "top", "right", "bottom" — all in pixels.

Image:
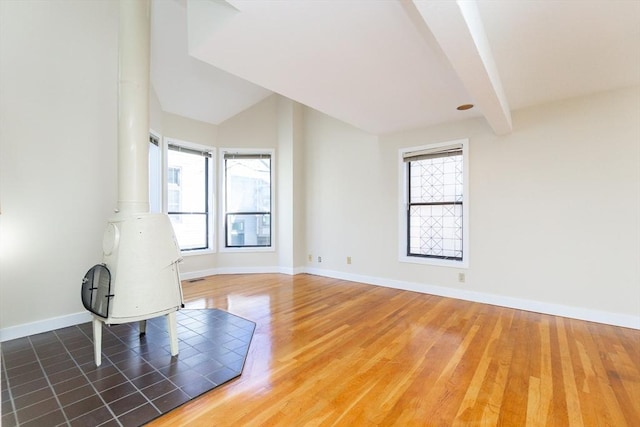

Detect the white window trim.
[
  {"left": 219, "top": 147, "right": 276, "bottom": 253},
  {"left": 164, "top": 137, "right": 216, "bottom": 256},
  {"left": 149, "top": 129, "right": 162, "bottom": 214},
  {"left": 398, "top": 138, "right": 469, "bottom": 268}
]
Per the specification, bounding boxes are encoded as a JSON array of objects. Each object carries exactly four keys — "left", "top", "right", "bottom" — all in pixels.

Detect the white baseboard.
[
  {"left": 0, "top": 311, "right": 93, "bottom": 342},
  {"left": 2, "top": 267, "right": 637, "bottom": 342},
  {"left": 180, "top": 265, "right": 304, "bottom": 282},
  {"left": 180, "top": 268, "right": 220, "bottom": 281},
  {"left": 305, "top": 267, "right": 640, "bottom": 330}
]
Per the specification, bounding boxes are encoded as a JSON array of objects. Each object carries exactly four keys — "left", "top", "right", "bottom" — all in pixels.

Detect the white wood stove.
[{"left": 81, "top": 0, "right": 183, "bottom": 366}]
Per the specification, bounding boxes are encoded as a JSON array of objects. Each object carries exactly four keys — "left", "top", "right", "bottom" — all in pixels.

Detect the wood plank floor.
[{"left": 148, "top": 273, "right": 640, "bottom": 426}]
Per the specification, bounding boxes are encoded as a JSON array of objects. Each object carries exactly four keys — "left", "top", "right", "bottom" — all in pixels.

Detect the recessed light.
[{"left": 456, "top": 104, "right": 474, "bottom": 111}]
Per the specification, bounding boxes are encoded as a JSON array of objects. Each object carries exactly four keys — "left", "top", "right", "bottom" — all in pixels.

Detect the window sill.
[
  {"left": 399, "top": 255, "right": 468, "bottom": 269},
  {"left": 180, "top": 248, "right": 216, "bottom": 257},
  {"left": 220, "top": 246, "right": 275, "bottom": 254}
]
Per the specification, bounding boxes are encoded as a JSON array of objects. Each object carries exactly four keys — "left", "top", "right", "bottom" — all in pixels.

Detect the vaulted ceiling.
[{"left": 150, "top": 0, "right": 640, "bottom": 135}]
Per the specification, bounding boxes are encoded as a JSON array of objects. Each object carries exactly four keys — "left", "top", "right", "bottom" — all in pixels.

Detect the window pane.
[
  {"left": 226, "top": 213, "right": 271, "bottom": 247},
  {"left": 167, "top": 150, "right": 207, "bottom": 212},
  {"left": 169, "top": 213, "right": 207, "bottom": 250},
  {"left": 225, "top": 158, "right": 271, "bottom": 213},
  {"left": 224, "top": 155, "right": 271, "bottom": 248},
  {"left": 410, "top": 154, "right": 463, "bottom": 203},
  {"left": 408, "top": 204, "right": 462, "bottom": 259}
]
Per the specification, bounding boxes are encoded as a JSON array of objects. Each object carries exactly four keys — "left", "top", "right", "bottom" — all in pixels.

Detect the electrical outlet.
[
  {"left": 318, "top": 256, "right": 322, "bottom": 263},
  {"left": 347, "top": 256, "right": 352, "bottom": 264},
  {"left": 458, "top": 272, "right": 466, "bottom": 283}
]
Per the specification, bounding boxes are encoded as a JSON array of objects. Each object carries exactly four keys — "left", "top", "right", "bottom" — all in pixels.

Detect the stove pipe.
[{"left": 117, "top": 0, "right": 150, "bottom": 215}]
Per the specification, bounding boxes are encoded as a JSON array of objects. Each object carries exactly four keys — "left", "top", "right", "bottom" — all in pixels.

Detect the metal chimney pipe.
[{"left": 117, "top": 0, "right": 150, "bottom": 215}]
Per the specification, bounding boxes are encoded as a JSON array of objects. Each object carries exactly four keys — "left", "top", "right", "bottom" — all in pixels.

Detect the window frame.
[
  {"left": 164, "top": 138, "right": 215, "bottom": 255},
  {"left": 219, "top": 148, "right": 275, "bottom": 253},
  {"left": 149, "top": 131, "right": 162, "bottom": 214},
  {"left": 398, "top": 139, "right": 469, "bottom": 268}
]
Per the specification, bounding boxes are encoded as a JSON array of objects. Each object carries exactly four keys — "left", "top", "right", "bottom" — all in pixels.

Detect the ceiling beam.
[{"left": 409, "top": 0, "right": 512, "bottom": 135}]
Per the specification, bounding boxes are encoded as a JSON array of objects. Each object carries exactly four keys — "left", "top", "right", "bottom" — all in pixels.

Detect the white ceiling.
[{"left": 150, "top": 0, "right": 640, "bottom": 135}]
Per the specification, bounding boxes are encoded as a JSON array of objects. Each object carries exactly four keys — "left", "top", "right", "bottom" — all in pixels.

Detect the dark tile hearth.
[{"left": 1, "top": 309, "right": 255, "bottom": 427}]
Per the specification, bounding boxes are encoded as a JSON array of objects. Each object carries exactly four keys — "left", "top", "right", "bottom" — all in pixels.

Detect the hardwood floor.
[{"left": 148, "top": 273, "right": 640, "bottom": 426}]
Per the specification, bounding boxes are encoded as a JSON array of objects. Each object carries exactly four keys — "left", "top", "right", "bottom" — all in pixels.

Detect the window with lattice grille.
[{"left": 400, "top": 140, "right": 468, "bottom": 266}]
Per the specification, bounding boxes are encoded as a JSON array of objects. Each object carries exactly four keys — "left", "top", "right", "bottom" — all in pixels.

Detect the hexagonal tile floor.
[{"left": 1, "top": 309, "right": 255, "bottom": 427}]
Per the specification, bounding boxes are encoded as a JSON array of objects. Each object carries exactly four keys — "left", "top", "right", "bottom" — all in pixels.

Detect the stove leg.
[
  {"left": 93, "top": 318, "right": 102, "bottom": 367},
  {"left": 139, "top": 320, "right": 147, "bottom": 336},
  {"left": 167, "top": 311, "right": 178, "bottom": 356}
]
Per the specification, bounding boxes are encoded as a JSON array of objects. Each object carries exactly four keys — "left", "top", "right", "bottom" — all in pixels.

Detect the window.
[
  {"left": 400, "top": 139, "right": 468, "bottom": 267},
  {"left": 148, "top": 133, "right": 162, "bottom": 213},
  {"left": 222, "top": 151, "right": 273, "bottom": 249},
  {"left": 166, "top": 141, "right": 214, "bottom": 252}
]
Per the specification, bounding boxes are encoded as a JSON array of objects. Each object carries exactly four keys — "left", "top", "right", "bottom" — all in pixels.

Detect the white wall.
[
  {"left": 303, "top": 109, "right": 384, "bottom": 271},
  {"left": 0, "top": 1, "right": 119, "bottom": 331},
  {"left": 162, "top": 111, "right": 218, "bottom": 147},
  {"left": 304, "top": 86, "right": 640, "bottom": 324}
]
